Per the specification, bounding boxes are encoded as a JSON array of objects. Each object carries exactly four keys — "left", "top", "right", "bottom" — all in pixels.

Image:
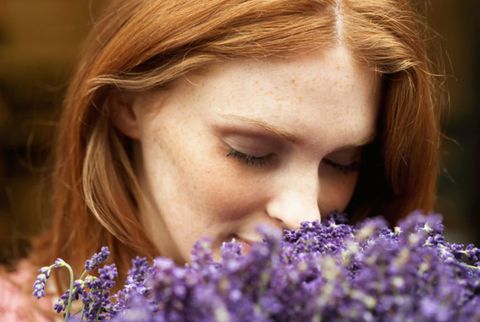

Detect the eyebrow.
[
  {"left": 219, "top": 114, "right": 376, "bottom": 147},
  {"left": 219, "top": 114, "right": 299, "bottom": 143}
]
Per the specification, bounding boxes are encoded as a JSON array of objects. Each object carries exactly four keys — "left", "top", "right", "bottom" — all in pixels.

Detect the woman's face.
[{"left": 117, "top": 46, "right": 380, "bottom": 263}]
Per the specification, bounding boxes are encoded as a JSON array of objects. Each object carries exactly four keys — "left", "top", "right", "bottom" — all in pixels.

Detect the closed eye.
[
  {"left": 226, "top": 149, "right": 273, "bottom": 167},
  {"left": 323, "top": 158, "right": 360, "bottom": 174},
  {"left": 226, "top": 148, "right": 361, "bottom": 174}
]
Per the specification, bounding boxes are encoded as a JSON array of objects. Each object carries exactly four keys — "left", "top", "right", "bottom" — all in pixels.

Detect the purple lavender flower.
[
  {"left": 55, "top": 281, "right": 87, "bottom": 316},
  {"left": 34, "top": 212, "right": 480, "bottom": 322},
  {"left": 85, "top": 246, "right": 110, "bottom": 271},
  {"left": 33, "top": 266, "right": 52, "bottom": 298},
  {"left": 113, "top": 212, "right": 480, "bottom": 322},
  {"left": 113, "top": 257, "right": 152, "bottom": 315},
  {"left": 32, "top": 258, "right": 70, "bottom": 299},
  {"left": 80, "top": 264, "right": 118, "bottom": 321}
]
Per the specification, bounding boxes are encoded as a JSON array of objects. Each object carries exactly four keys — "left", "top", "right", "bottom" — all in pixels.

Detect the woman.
[{"left": 2, "top": 0, "right": 442, "bottom": 318}]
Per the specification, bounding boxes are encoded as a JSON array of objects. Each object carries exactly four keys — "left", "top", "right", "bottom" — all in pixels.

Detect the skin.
[{"left": 113, "top": 45, "right": 381, "bottom": 263}]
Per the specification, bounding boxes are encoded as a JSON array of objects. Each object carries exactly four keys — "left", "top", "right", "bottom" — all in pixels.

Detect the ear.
[{"left": 110, "top": 91, "right": 141, "bottom": 139}]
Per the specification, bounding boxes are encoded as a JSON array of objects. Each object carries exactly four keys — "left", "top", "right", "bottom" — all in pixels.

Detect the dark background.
[{"left": 0, "top": 1, "right": 479, "bottom": 265}]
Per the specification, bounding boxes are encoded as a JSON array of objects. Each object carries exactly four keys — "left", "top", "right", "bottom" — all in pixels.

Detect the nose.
[{"left": 265, "top": 181, "right": 321, "bottom": 230}]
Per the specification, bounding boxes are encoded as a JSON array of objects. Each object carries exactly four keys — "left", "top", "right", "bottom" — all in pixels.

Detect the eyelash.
[
  {"left": 322, "top": 158, "right": 360, "bottom": 174},
  {"left": 226, "top": 149, "right": 273, "bottom": 167},
  {"left": 226, "top": 148, "right": 360, "bottom": 174}
]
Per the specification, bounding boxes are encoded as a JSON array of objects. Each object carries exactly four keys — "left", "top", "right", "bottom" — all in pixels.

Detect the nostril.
[{"left": 266, "top": 215, "right": 281, "bottom": 228}]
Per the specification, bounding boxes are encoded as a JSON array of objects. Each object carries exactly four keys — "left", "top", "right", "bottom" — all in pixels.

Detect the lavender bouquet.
[{"left": 34, "top": 211, "right": 480, "bottom": 322}]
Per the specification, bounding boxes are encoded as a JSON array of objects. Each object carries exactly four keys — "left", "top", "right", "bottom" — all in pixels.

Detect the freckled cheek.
[{"left": 186, "top": 158, "right": 265, "bottom": 221}]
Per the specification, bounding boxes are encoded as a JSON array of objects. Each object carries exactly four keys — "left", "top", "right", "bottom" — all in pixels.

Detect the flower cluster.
[
  {"left": 33, "top": 248, "right": 116, "bottom": 321},
  {"left": 34, "top": 211, "right": 480, "bottom": 322},
  {"left": 33, "top": 258, "right": 68, "bottom": 299}
]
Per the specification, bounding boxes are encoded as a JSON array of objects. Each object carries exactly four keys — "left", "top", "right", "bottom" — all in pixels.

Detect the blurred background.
[{"left": 0, "top": 1, "right": 479, "bottom": 266}]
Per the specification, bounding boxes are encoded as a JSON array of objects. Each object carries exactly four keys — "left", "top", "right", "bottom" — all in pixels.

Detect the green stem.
[
  {"left": 79, "top": 270, "right": 88, "bottom": 280},
  {"left": 63, "top": 263, "right": 75, "bottom": 322},
  {"left": 461, "top": 263, "right": 480, "bottom": 270}
]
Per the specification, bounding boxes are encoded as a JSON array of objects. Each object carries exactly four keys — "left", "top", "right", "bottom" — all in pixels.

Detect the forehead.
[{"left": 172, "top": 46, "right": 380, "bottom": 151}]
